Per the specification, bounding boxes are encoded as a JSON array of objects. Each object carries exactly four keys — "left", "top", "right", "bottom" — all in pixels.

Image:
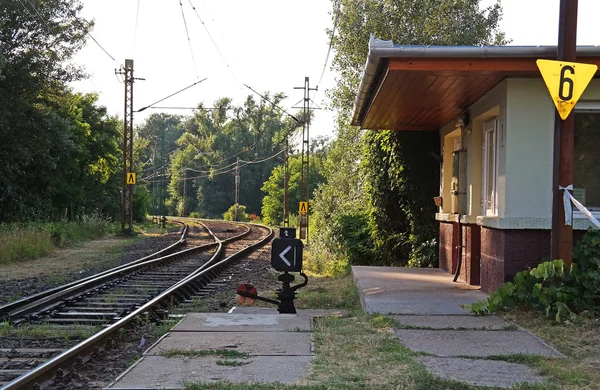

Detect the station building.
[{"left": 351, "top": 36, "right": 600, "bottom": 292}]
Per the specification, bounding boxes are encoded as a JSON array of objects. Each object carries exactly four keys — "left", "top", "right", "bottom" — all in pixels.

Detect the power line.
[
  {"left": 315, "top": 2, "right": 341, "bottom": 100},
  {"left": 132, "top": 0, "right": 142, "bottom": 55},
  {"left": 244, "top": 84, "right": 301, "bottom": 123},
  {"left": 150, "top": 106, "right": 220, "bottom": 110},
  {"left": 19, "top": 0, "right": 117, "bottom": 65},
  {"left": 186, "top": 0, "right": 239, "bottom": 85},
  {"left": 136, "top": 78, "right": 207, "bottom": 112},
  {"left": 179, "top": 0, "right": 199, "bottom": 79}
]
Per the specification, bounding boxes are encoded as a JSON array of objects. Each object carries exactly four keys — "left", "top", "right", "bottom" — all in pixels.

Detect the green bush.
[
  {"left": 188, "top": 211, "right": 202, "bottom": 219},
  {"left": 469, "top": 229, "right": 600, "bottom": 322},
  {"left": 133, "top": 186, "right": 152, "bottom": 223},
  {"left": 223, "top": 204, "right": 249, "bottom": 222},
  {"left": 0, "top": 214, "right": 113, "bottom": 264},
  {"left": 331, "top": 212, "right": 376, "bottom": 266}
]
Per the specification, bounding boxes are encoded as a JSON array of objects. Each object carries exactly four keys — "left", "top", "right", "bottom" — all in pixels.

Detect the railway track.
[{"left": 0, "top": 219, "right": 273, "bottom": 390}]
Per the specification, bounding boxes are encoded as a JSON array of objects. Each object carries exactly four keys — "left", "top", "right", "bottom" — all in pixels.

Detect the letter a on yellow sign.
[
  {"left": 127, "top": 172, "right": 136, "bottom": 185},
  {"left": 299, "top": 202, "right": 308, "bottom": 215},
  {"left": 537, "top": 59, "right": 598, "bottom": 120}
]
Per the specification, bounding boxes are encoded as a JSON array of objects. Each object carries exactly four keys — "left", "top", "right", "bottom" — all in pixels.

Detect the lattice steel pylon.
[
  {"left": 294, "top": 77, "right": 317, "bottom": 241},
  {"left": 118, "top": 59, "right": 135, "bottom": 232}
]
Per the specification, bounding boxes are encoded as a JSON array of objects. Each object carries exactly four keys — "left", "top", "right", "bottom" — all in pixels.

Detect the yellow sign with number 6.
[{"left": 537, "top": 59, "right": 598, "bottom": 120}]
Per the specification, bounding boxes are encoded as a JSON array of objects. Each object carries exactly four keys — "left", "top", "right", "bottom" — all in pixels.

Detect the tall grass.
[{"left": 0, "top": 214, "right": 115, "bottom": 265}]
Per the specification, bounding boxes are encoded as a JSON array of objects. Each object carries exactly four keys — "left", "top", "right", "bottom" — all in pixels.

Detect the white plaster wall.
[{"left": 504, "top": 78, "right": 554, "bottom": 219}]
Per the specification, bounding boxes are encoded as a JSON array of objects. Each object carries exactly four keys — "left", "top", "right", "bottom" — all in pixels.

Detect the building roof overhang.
[{"left": 351, "top": 35, "right": 600, "bottom": 131}]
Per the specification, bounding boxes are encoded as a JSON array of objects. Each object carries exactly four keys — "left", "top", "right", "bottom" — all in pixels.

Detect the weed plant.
[
  {"left": 0, "top": 213, "right": 115, "bottom": 265},
  {"left": 469, "top": 229, "right": 600, "bottom": 322}
]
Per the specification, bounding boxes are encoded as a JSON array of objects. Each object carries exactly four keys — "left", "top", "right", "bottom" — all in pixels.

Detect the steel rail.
[
  {"left": 1, "top": 222, "right": 271, "bottom": 390},
  {"left": 2, "top": 222, "right": 249, "bottom": 322},
  {"left": 0, "top": 221, "right": 189, "bottom": 319}
]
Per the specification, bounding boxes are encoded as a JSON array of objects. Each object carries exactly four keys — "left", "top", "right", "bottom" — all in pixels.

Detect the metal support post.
[
  {"left": 283, "top": 137, "right": 290, "bottom": 226},
  {"left": 235, "top": 157, "right": 240, "bottom": 221},
  {"left": 118, "top": 59, "right": 135, "bottom": 233},
  {"left": 182, "top": 168, "right": 187, "bottom": 217},
  {"left": 294, "top": 77, "right": 317, "bottom": 241},
  {"left": 551, "top": 0, "right": 578, "bottom": 264}
]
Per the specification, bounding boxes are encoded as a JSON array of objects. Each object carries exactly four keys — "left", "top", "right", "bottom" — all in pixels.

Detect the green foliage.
[
  {"left": 261, "top": 152, "right": 326, "bottom": 226},
  {"left": 362, "top": 130, "right": 440, "bottom": 267},
  {"left": 331, "top": 212, "right": 375, "bottom": 267},
  {"left": 310, "top": 0, "right": 506, "bottom": 272},
  {"left": 0, "top": 215, "right": 113, "bottom": 264},
  {"left": 133, "top": 186, "right": 152, "bottom": 223},
  {"left": 469, "top": 230, "right": 600, "bottom": 322},
  {"left": 223, "top": 204, "right": 249, "bottom": 222},
  {"left": 0, "top": 1, "right": 125, "bottom": 222},
  {"left": 167, "top": 96, "right": 300, "bottom": 220}
]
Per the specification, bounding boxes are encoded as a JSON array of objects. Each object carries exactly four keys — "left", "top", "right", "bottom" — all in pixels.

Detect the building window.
[
  {"left": 482, "top": 119, "right": 498, "bottom": 216},
  {"left": 574, "top": 112, "right": 600, "bottom": 210}
]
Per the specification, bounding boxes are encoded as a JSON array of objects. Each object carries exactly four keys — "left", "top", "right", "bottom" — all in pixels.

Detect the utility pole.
[
  {"left": 117, "top": 59, "right": 135, "bottom": 233},
  {"left": 294, "top": 77, "right": 317, "bottom": 241},
  {"left": 283, "top": 137, "right": 290, "bottom": 226},
  {"left": 182, "top": 168, "right": 187, "bottom": 217},
  {"left": 235, "top": 158, "right": 240, "bottom": 221},
  {"left": 551, "top": 0, "right": 578, "bottom": 264}
]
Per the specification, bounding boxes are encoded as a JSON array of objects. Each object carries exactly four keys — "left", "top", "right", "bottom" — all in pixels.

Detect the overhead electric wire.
[
  {"left": 20, "top": 0, "right": 118, "bottom": 64},
  {"left": 132, "top": 0, "right": 142, "bottom": 54},
  {"left": 186, "top": 0, "right": 239, "bottom": 85},
  {"left": 244, "top": 84, "right": 301, "bottom": 123},
  {"left": 179, "top": 0, "right": 199, "bottom": 79},
  {"left": 239, "top": 149, "right": 285, "bottom": 165},
  {"left": 150, "top": 106, "right": 220, "bottom": 110},
  {"left": 314, "top": 2, "right": 341, "bottom": 101},
  {"left": 136, "top": 78, "right": 207, "bottom": 112}
]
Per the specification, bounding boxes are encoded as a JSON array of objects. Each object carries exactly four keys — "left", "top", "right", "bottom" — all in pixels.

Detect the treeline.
[{"left": 0, "top": 0, "right": 121, "bottom": 221}]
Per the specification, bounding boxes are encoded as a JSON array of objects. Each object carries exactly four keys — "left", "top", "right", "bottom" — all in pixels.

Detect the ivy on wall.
[{"left": 362, "top": 130, "right": 440, "bottom": 267}]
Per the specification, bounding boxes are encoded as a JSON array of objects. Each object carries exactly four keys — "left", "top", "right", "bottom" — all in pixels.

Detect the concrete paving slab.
[
  {"left": 107, "top": 355, "right": 312, "bottom": 389},
  {"left": 146, "top": 331, "right": 313, "bottom": 356},
  {"left": 417, "top": 356, "right": 548, "bottom": 388},
  {"left": 391, "top": 315, "right": 509, "bottom": 330},
  {"left": 171, "top": 313, "right": 313, "bottom": 332},
  {"left": 232, "top": 307, "right": 345, "bottom": 317},
  {"left": 394, "top": 329, "right": 561, "bottom": 357},
  {"left": 352, "top": 266, "right": 488, "bottom": 315}
]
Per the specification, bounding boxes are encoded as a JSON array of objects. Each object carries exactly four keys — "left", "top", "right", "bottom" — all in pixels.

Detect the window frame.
[
  {"left": 482, "top": 118, "right": 498, "bottom": 217},
  {"left": 572, "top": 103, "right": 600, "bottom": 216}
]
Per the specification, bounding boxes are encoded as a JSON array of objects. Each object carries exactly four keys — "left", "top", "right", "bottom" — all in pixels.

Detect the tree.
[
  {"left": 0, "top": 0, "right": 95, "bottom": 221},
  {"left": 167, "top": 95, "right": 298, "bottom": 218},
  {"left": 311, "top": 0, "right": 506, "bottom": 269},
  {"left": 261, "top": 149, "right": 327, "bottom": 226}
]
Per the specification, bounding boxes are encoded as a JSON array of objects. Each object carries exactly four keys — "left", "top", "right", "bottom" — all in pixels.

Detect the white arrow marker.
[{"left": 279, "top": 246, "right": 292, "bottom": 266}]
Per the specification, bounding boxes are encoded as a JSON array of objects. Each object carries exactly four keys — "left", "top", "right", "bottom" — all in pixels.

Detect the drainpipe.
[{"left": 452, "top": 147, "right": 466, "bottom": 283}]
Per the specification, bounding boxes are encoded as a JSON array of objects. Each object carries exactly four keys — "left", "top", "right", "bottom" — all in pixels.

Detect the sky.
[{"left": 69, "top": 0, "right": 600, "bottom": 140}]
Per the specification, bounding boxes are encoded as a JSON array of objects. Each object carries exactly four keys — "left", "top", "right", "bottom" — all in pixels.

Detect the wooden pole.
[{"left": 551, "top": 0, "right": 578, "bottom": 264}]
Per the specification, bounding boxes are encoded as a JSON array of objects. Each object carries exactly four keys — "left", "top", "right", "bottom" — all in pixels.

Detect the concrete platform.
[
  {"left": 106, "top": 311, "right": 315, "bottom": 389},
  {"left": 108, "top": 355, "right": 312, "bottom": 389},
  {"left": 417, "top": 356, "right": 548, "bottom": 388},
  {"left": 352, "top": 266, "right": 487, "bottom": 315},
  {"left": 390, "top": 314, "right": 509, "bottom": 330},
  {"left": 171, "top": 312, "right": 313, "bottom": 332},
  {"left": 353, "top": 266, "right": 560, "bottom": 388},
  {"left": 394, "top": 329, "right": 562, "bottom": 357},
  {"left": 146, "top": 331, "right": 312, "bottom": 356}
]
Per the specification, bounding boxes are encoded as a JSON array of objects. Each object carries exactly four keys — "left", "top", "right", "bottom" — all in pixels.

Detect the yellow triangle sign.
[
  {"left": 299, "top": 202, "right": 308, "bottom": 214},
  {"left": 127, "top": 172, "right": 136, "bottom": 185},
  {"left": 537, "top": 59, "right": 598, "bottom": 120}
]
